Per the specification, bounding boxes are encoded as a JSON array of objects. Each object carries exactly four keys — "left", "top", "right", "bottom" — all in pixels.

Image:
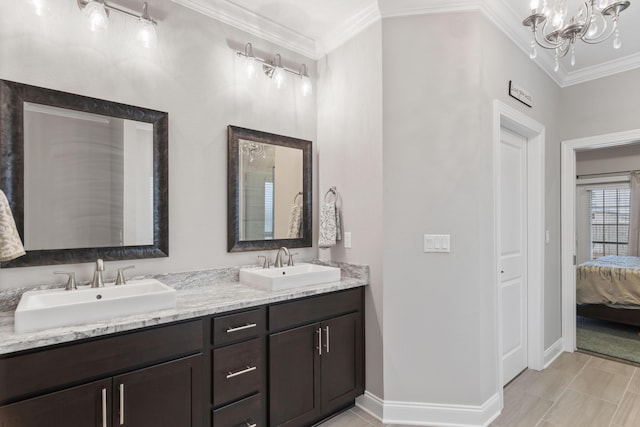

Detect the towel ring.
[
  {"left": 293, "top": 192, "right": 303, "bottom": 204},
  {"left": 324, "top": 186, "right": 338, "bottom": 203}
]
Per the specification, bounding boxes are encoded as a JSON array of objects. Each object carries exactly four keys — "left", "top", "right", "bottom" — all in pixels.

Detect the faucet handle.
[
  {"left": 115, "top": 265, "right": 135, "bottom": 286},
  {"left": 288, "top": 253, "right": 298, "bottom": 266},
  {"left": 54, "top": 271, "right": 77, "bottom": 291},
  {"left": 257, "top": 255, "right": 271, "bottom": 269}
]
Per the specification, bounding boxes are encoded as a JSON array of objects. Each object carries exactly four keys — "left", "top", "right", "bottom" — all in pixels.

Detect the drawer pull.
[
  {"left": 226, "top": 323, "right": 257, "bottom": 333},
  {"left": 246, "top": 423, "right": 257, "bottom": 427},
  {"left": 119, "top": 383, "right": 125, "bottom": 425},
  {"left": 316, "top": 327, "right": 322, "bottom": 356},
  {"left": 101, "top": 388, "right": 107, "bottom": 427},
  {"left": 226, "top": 365, "right": 257, "bottom": 379}
]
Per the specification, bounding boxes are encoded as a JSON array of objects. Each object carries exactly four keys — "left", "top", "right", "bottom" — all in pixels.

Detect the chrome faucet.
[
  {"left": 91, "top": 259, "right": 105, "bottom": 288},
  {"left": 274, "top": 247, "right": 290, "bottom": 268}
]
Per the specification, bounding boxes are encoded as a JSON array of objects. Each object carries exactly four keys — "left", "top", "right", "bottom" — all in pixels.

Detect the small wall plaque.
[{"left": 509, "top": 81, "right": 533, "bottom": 108}]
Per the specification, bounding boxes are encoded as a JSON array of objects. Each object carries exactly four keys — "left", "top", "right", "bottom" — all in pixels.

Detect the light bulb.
[
  {"left": 137, "top": 19, "right": 157, "bottom": 48},
  {"left": 83, "top": 1, "right": 108, "bottom": 32},
  {"left": 30, "top": 0, "right": 48, "bottom": 16},
  {"left": 587, "top": 16, "right": 599, "bottom": 37},
  {"left": 598, "top": 0, "right": 609, "bottom": 9},
  {"left": 245, "top": 56, "right": 258, "bottom": 79},
  {"left": 300, "top": 74, "right": 312, "bottom": 97},
  {"left": 552, "top": 11, "right": 564, "bottom": 29},
  {"left": 530, "top": 0, "right": 540, "bottom": 11},
  {"left": 273, "top": 66, "right": 287, "bottom": 89}
]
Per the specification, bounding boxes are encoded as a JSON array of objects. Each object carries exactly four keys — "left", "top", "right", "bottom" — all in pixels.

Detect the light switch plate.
[
  {"left": 344, "top": 232, "right": 352, "bottom": 249},
  {"left": 424, "top": 234, "right": 450, "bottom": 253}
]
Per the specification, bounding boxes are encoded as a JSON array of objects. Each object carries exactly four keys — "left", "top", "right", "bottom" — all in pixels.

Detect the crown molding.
[
  {"left": 170, "top": 0, "right": 316, "bottom": 58},
  {"left": 171, "top": 0, "right": 640, "bottom": 83},
  {"left": 560, "top": 52, "right": 640, "bottom": 87},
  {"left": 316, "top": 3, "right": 381, "bottom": 58}
]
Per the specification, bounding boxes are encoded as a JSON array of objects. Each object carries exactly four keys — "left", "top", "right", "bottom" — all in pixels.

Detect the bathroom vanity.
[{"left": 0, "top": 267, "right": 366, "bottom": 427}]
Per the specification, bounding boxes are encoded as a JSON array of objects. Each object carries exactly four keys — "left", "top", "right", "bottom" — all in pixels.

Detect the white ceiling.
[{"left": 170, "top": 0, "right": 640, "bottom": 87}]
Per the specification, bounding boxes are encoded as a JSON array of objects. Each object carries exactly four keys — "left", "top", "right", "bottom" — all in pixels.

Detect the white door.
[{"left": 500, "top": 128, "right": 528, "bottom": 385}]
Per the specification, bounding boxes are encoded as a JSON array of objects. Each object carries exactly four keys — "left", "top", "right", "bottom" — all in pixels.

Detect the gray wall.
[
  {"left": 0, "top": 0, "right": 317, "bottom": 287},
  {"left": 577, "top": 144, "right": 640, "bottom": 175},
  {"left": 561, "top": 68, "right": 640, "bottom": 141},
  {"left": 317, "top": 22, "right": 385, "bottom": 399},
  {"left": 381, "top": 11, "right": 561, "bottom": 407}
]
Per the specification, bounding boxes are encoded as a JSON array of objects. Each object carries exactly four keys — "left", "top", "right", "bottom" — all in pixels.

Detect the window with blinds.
[{"left": 590, "top": 187, "right": 630, "bottom": 258}]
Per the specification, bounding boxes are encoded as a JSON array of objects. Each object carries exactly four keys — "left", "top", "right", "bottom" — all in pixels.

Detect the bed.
[{"left": 576, "top": 256, "right": 640, "bottom": 327}]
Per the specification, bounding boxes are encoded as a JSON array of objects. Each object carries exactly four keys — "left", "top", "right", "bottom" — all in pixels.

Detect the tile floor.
[{"left": 319, "top": 352, "right": 640, "bottom": 427}]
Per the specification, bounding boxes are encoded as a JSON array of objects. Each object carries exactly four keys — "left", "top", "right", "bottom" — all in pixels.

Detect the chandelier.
[
  {"left": 522, "top": 0, "right": 631, "bottom": 71},
  {"left": 241, "top": 141, "right": 266, "bottom": 163}
]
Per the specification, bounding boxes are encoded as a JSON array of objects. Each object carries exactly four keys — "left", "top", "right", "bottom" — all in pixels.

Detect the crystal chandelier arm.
[
  {"left": 581, "top": 15, "right": 616, "bottom": 43},
  {"left": 533, "top": 19, "right": 562, "bottom": 49}
]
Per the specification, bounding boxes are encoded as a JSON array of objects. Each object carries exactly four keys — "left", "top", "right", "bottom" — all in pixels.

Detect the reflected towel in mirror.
[{"left": 0, "top": 190, "right": 26, "bottom": 262}]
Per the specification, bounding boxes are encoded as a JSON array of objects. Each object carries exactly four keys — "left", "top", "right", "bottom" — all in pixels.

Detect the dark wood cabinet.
[
  {"left": 0, "top": 287, "right": 365, "bottom": 427},
  {"left": 113, "top": 355, "right": 202, "bottom": 427},
  {"left": 0, "top": 321, "right": 204, "bottom": 427},
  {"left": 269, "top": 288, "right": 365, "bottom": 427},
  {"left": 0, "top": 379, "right": 112, "bottom": 427}
]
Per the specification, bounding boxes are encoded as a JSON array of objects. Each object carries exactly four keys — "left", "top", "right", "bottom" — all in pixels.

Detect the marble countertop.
[{"left": 0, "top": 262, "right": 368, "bottom": 356}]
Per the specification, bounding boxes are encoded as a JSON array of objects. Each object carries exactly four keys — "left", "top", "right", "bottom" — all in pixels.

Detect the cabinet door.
[
  {"left": 269, "top": 323, "right": 321, "bottom": 427},
  {"left": 321, "top": 312, "right": 364, "bottom": 414},
  {"left": 113, "top": 354, "right": 202, "bottom": 427},
  {"left": 0, "top": 378, "right": 112, "bottom": 427}
]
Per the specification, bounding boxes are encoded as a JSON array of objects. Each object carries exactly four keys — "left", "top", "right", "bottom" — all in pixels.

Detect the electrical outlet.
[{"left": 344, "top": 232, "right": 352, "bottom": 249}]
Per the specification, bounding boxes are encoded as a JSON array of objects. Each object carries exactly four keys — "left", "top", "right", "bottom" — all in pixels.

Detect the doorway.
[
  {"left": 493, "top": 101, "right": 545, "bottom": 388},
  {"left": 560, "top": 129, "right": 640, "bottom": 352}
]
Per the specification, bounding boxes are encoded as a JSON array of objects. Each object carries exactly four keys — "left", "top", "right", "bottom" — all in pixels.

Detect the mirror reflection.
[
  {"left": 238, "top": 140, "right": 303, "bottom": 241},
  {"left": 24, "top": 103, "right": 154, "bottom": 250},
  {"left": 227, "top": 125, "right": 312, "bottom": 252}
]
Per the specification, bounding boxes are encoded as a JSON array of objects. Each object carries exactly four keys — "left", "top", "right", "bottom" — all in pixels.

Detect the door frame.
[
  {"left": 560, "top": 129, "right": 640, "bottom": 352},
  {"left": 493, "top": 100, "right": 545, "bottom": 391}
]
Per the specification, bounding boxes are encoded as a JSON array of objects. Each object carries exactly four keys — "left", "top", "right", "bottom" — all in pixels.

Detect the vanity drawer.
[
  {"left": 212, "top": 338, "right": 263, "bottom": 407},
  {"left": 212, "top": 308, "right": 265, "bottom": 346},
  {"left": 212, "top": 393, "right": 263, "bottom": 427},
  {"left": 269, "top": 287, "right": 362, "bottom": 332}
]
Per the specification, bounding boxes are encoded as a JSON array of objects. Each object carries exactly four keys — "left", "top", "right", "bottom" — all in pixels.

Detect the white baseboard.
[
  {"left": 356, "top": 390, "right": 502, "bottom": 427},
  {"left": 543, "top": 338, "right": 564, "bottom": 369}
]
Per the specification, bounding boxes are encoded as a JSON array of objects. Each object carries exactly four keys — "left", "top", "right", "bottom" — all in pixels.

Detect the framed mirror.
[
  {"left": 228, "top": 126, "right": 312, "bottom": 252},
  {"left": 0, "top": 79, "right": 169, "bottom": 267}
]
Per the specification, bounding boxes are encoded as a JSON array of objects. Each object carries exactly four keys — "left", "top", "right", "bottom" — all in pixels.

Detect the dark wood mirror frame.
[
  {"left": 228, "top": 125, "right": 312, "bottom": 252},
  {"left": 0, "top": 79, "right": 169, "bottom": 267}
]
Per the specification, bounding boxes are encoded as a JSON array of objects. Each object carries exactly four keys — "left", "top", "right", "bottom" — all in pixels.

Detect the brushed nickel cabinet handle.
[
  {"left": 324, "top": 326, "right": 330, "bottom": 353},
  {"left": 246, "top": 423, "right": 257, "bottom": 427},
  {"left": 226, "top": 366, "right": 257, "bottom": 379},
  {"left": 317, "top": 327, "right": 322, "bottom": 356},
  {"left": 101, "top": 388, "right": 107, "bottom": 427},
  {"left": 226, "top": 323, "right": 257, "bottom": 333},
  {"left": 119, "top": 383, "right": 125, "bottom": 425}
]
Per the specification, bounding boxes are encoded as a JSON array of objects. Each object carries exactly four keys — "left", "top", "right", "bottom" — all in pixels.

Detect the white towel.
[
  {"left": 0, "top": 190, "right": 25, "bottom": 262},
  {"left": 287, "top": 203, "right": 302, "bottom": 239},
  {"left": 319, "top": 200, "right": 337, "bottom": 248}
]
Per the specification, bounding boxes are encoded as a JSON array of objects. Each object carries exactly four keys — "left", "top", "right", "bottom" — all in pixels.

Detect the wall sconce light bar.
[
  {"left": 77, "top": 0, "right": 157, "bottom": 25},
  {"left": 236, "top": 43, "right": 313, "bottom": 95}
]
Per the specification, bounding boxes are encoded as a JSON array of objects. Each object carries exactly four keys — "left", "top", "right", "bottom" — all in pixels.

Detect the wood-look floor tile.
[
  {"left": 491, "top": 392, "right": 553, "bottom": 427},
  {"left": 569, "top": 366, "right": 630, "bottom": 403},
  {"left": 586, "top": 356, "right": 636, "bottom": 377},
  {"left": 626, "top": 370, "right": 640, "bottom": 394},
  {"left": 318, "top": 410, "right": 373, "bottom": 427},
  {"left": 611, "top": 392, "right": 640, "bottom": 427},
  {"left": 548, "top": 351, "right": 591, "bottom": 376},
  {"left": 505, "top": 367, "right": 575, "bottom": 402},
  {"left": 351, "top": 407, "right": 383, "bottom": 426},
  {"left": 543, "top": 389, "right": 616, "bottom": 427}
]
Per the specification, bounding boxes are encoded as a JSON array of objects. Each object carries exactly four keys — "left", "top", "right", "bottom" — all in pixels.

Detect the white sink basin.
[
  {"left": 14, "top": 279, "right": 177, "bottom": 333},
  {"left": 240, "top": 263, "right": 341, "bottom": 292}
]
